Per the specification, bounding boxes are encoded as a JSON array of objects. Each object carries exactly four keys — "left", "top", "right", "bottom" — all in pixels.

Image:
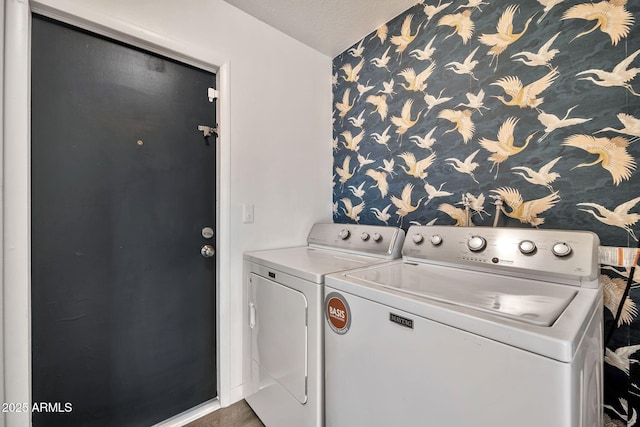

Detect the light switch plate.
[{"left": 242, "top": 203, "right": 254, "bottom": 224}]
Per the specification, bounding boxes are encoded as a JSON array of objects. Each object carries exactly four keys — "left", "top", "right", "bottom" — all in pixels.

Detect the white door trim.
[{"left": 2, "top": 1, "right": 233, "bottom": 425}]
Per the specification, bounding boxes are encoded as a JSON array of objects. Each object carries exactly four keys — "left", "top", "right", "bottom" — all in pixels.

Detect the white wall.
[{"left": 2, "top": 0, "right": 332, "bottom": 424}]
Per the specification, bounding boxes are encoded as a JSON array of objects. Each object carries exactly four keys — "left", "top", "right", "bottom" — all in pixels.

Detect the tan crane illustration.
[
  {"left": 437, "top": 10, "right": 475, "bottom": 45},
  {"left": 335, "top": 156, "right": 355, "bottom": 189},
  {"left": 562, "top": 134, "right": 636, "bottom": 185},
  {"left": 479, "top": 5, "right": 535, "bottom": 69},
  {"left": 438, "top": 109, "right": 475, "bottom": 143},
  {"left": 398, "top": 63, "right": 437, "bottom": 92},
  {"left": 438, "top": 203, "right": 474, "bottom": 226},
  {"left": 562, "top": 0, "right": 634, "bottom": 46},
  {"left": 511, "top": 32, "right": 560, "bottom": 69},
  {"left": 492, "top": 68, "right": 559, "bottom": 109},
  {"left": 536, "top": 105, "right": 592, "bottom": 142},
  {"left": 340, "top": 58, "right": 364, "bottom": 83},
  {"left": 398, "top": 152, "right": 437, "bottom": 180},
  {"left": 341, "top": 198, "right": 365, "bottom": 223},
  {"left": 479, "top": 117, "right": 536, "bottom": 178},
  {"left": 576, "top": 48, "right": 640, "bottom": 97},
  {"left": 391, "top": 99, "right": 424, "bottom": 145},
  {"left": 365, "top": 169, "right": 389, "bottom": 198},
  {"left": 577, "top": 196, "right": 640, "bottom": 241},
  {"left": 596, "top": 113, "right": 640, "bottom": 142},
  {"left": 490, "top": 187, "right": 560, "bottom": 226},
  {"left": 511, "top": 156, "right": 562, "bottom": 191},
  {"left": 391, "top": 183, "right": 424, "bottom": 226},
  {"left": 446, "top": 149, "right": 480, "bottom": 184},
  {"left": 391, "top": 14, "right": 420, "bottom": 60}
]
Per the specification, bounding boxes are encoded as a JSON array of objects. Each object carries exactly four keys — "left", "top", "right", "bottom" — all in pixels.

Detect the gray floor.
[{"left": 185, "top": 400, "right": 264, "bottom": 427}]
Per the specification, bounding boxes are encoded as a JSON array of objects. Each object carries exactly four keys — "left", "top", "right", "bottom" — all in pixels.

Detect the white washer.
[
  {"left": 324, "top": 225, "right": 603, "bottom": 427},
  {"left": 243, "top": 223, "right": 405, "bottom": 427}
]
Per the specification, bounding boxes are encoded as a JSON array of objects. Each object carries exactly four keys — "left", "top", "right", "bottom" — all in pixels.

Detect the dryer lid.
[{"left": 345, "top": 262, "right": 578, "bottom": 327}]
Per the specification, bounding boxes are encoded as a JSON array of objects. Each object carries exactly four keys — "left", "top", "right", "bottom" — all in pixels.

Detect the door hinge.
[{"left": 208, "top": 88, "right": 218, "bottom": 102}]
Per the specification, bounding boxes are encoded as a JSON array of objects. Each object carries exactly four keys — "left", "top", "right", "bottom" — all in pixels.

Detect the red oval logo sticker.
[{"left": 325, "top": 292, "right": 351, "bottom": 334}]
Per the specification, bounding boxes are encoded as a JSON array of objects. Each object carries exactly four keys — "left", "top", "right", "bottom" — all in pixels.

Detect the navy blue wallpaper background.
[{"left": 332, "top": 1, "right": 639, "bottom": 425}]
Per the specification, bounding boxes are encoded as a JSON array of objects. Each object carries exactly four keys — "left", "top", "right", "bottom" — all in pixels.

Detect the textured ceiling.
[{"left": 222, "top": 0, "right": 418, "bottom": 58}]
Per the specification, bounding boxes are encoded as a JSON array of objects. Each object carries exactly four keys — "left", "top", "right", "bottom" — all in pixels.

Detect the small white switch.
[{"left": 242, "top": 203, "right": 254, "bottom": 224}]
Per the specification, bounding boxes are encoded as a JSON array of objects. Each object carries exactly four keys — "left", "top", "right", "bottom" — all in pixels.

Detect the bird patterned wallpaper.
[{"left": 331, "top": 1, "right": 639, "bottom": 425}]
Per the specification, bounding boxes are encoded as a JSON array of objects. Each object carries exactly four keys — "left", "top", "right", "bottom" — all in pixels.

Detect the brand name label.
[{"left": 389, "top": 313, "right": 413, "bottom": 329}]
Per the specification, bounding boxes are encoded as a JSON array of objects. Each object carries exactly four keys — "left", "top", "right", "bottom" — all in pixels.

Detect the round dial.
[
  {"left": 372, "top": 232, "right": 382, "bottom": 242},
  {"left": 360, "top": 232, "right": 370, "bottom": 241},
  {"left": 430, "top": 235, "right": 443, "bottom": 246},
  {"left": 552, "top": 242, "right": 572, "bottom": 257},
  {"left": 518, "top": 240, "right": 536, "bottom": 254},
  {"left": 338, "top": 229, "right": 350, "bottom": 240},
  {"left": 412, "top": 233, "right": 424, "bottom": 244},
  {"left": 467, "top": 235, "right": 486, "bottom": 252}
]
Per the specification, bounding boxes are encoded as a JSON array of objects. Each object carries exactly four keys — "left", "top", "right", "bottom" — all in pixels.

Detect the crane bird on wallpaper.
[
  {"left": 391, "top": 99, "right": 423, "bottom": 145},
  {"left": 335, "top": 88, "right": 354, "bottom": 122},
  {"left": 348, "top": 182, "right": 367, "bottom": 200},
  {"left": 378, "top": 158, "right": 398, "bottom": 177},
  {"left": 370, "top": 125, "right": 392, "bottom": 151},
  {"left": 438, "top": 203, "right": 474, "bottom": 227},
  {"left": 424, "top": 89, "right": 453, "bottom": 115},
  {"left": 356, "top": 81, "right": 375, "bottom": 102},
  {"left": 370, "top": 204, "right": 392, "bottom": 225},
  {"left": 455, "top": 0, "right": 488, "bottom": 12},
  {"left": 390, "top": 14, "right": 421, "bottom": 62},
  {"left": 410, "top": 127, "right": 438, "bottom": 152},
  {"left": 479, "top": 117, "right": 537, "bottom": 179},
  {"left": 491, "top": 68, "right": 559, "bottom": 109},
  {"left": 605, "top": 345, "right": 640, "bottom": 375},
  {"left": 370, "top": 24, "right": 388, "bottom": 44},
  {"left": 366, "top": 95, "right": 389, "bottom": 121},
  {"left": 446, "top": 46, "right": 480, "bottom": 82},
  {"left": 365, "top": 169, "right": 389, "bottom": 198},
  {"left": 576, "top": 48, "right": 640, "bottom": 97},
  {"left": 577, "top": 196, "right": 640, "bottom": 241},
  {"left": 479, "top": 5, "right": 536, "bottom": 70},
  {"left": 596, "top": 113, "right": 640, "bottom": 142},
  {"left": 562, "top": 0, "right": 634, "bottom": 46},
  {"left": 348, "top": 39, "right": 365, "bottom": 58},
  {"left": 340, "top": 58, "right": 364, "bottom": 83},
  {"left": 356, "top": 153, "right": 375, "bottom": 172},
  {"left": 370, "top": 46, "right": 392, "bottom": 71},
  {"left": 438, "top": 109, "right": 475, "bottom": 143},
  {"left": 423, "top": 0, "right": 452, "bottom": 27},
  {"left": 424, "top": 182, "right": 454, "bottom": 206},
  {"left": 377, "top": 78, "right": 397, "bottom": 98},
  {"left": 391, "top": 183, "right": 424, "bottom": 227},
  {"left": 340, "top": 198, "right": 365, "bottom": 223},
  {"left": 511, "top": 32, "right": 560, "bottom": 69},
  {"left": 511, "top": 156, "right": 562, "bottom": 192},
  {"left": 335, "top": 156, "right": 355, "bottom": 190},
  {"left": 490, "top": 187, "right": 560, "bottom": 227},
  {"left": 347, "top": 110, "right": 366, "bottom": 129},
  {"left": 601, "top": 274, "right": 639, "bottom": 328},
  {"left": 445, "top": 149, "right": 480, "bottom": 184},
  {"left": 536, "top": 105, "right": 592, "bottom": 143},
  {"left": 341, "top": 130, "right": 365, "bottom": 152},
  {"left": 456, "top": 89, "right": 489, "bottom": 115},
  {"left": 536, "top": 0, "right": 565, "bottom": 24},
  {"left": 409, "top": 35, "right": 438, "bottom": 62},
  {"left": 437, "top": 10, "right": 475, "bottom": 45},
  {"left": 398, "top": 63, "right": 437, "bottom": 92},
  {"left": 398, "top": 152, "right": 437, "bottom": 180},
  {"left": 562, "top": 134, "right": 636, "bottom": 185}
]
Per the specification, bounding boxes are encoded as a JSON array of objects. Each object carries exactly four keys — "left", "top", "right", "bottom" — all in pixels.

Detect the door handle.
[
  {"left": 249, "top": 302, "right": 256, "bottom": 329},
  {"left": 201, "top": 245, "right": 215, "bottom": 258}
]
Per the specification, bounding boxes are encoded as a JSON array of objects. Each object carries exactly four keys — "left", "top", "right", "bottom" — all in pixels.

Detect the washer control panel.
[
  {"left": 403, "top": 225, "right": 600, "bottom": 285},
  {"left": 307, "top": 223, "right": 405, "bottom": 258}
]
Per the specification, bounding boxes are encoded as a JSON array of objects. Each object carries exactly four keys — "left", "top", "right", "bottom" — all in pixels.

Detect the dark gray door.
[{"left": 31, "top": 15, "right": 217, "bottom": 427}]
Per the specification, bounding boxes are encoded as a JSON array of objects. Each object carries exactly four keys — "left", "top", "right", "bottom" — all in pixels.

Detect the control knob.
[
  {"left": 552, "top": 242, "right": 572, "bottom": 257},
  {"left": 360, "top": 232, "right": 370, "bottom": 241},
  {"left": 372, "top": 233, "right": 382, "bottom": 242},
  {"left": 430, "top": 235, "right": 443, "bottom": 246},
  {"left": 412, "top": 233, "right": 424, "bottom": 244},
  {"left": 467, "top": 235, "right": 486, "bottom": 252},
  {"left": 518, "top": 240, "right": 536, "bottom": 255},
  {"left": 338, "top": 229, "right": 350, "bottom": 240}
]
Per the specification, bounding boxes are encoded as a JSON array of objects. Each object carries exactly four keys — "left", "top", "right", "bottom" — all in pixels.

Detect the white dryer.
[
  {"left": 243, "top": 223, "right": 405, "bottom": 427},
  {"left": 324, "top": 225, "right": 603, "bottom": 427}
]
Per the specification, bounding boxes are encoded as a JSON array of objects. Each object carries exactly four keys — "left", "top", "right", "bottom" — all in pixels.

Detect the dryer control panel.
[
  {"left": 308, "top": 223, "right": 405, "bottom": 259},
  {"left": 403, "top": 225, "right": 600, "bottom": 286}
]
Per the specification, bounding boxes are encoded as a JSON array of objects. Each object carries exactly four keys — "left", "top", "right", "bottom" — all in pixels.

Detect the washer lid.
[
  {"left": 345, "top": 262, "right": 577, "bottom": 326},
  {"left": 245, "top": 246, "right": 384, "bottom": 283}
]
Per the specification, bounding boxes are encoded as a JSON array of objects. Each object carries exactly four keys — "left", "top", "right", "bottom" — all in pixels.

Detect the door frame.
[{"left": 2, "top": 1, "right": 233, "bottom": 426}]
